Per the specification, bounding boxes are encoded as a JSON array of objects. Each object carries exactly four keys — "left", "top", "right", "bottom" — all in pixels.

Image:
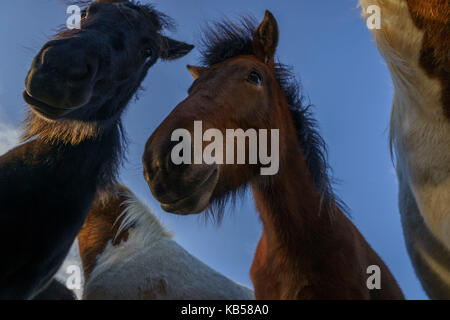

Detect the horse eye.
[
  {"left": 247, "top": 71, "right": 263, "bottom": 86},
  {"left": 143, "top": 49, "right": 152, "bottom": 58}
]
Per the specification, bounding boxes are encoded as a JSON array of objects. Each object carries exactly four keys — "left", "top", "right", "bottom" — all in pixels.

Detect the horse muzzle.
[{"left": 143, "top": 138, "right": 219, "bottom": 215}]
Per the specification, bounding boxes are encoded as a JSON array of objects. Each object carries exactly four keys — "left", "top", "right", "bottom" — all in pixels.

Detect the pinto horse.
[
  {"left": 143, "top": 11, "right": 404, "bottom": 299},
  {"left": 360, "top": 0, "right": 450, "bottom": 299},
  {"left": 78, "top": 184, "right": 254, "bottom": 300},
  {"left": 0, "top": 0, "right": 192, "bottom": 299}
]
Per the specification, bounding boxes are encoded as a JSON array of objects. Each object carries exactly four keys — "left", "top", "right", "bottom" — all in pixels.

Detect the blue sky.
[{"left": 0, "top": 0, "right": 427, "bottom": 299}]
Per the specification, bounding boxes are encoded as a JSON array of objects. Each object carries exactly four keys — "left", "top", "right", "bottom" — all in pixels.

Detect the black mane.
[
  {"left": 200, "top": 17, "right": 347, "bottom": 218},
  {"left": 65, "top": 0, "right": 174, "bottom": 32}
]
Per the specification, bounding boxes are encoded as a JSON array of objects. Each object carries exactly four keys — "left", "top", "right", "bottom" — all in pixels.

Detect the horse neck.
[
  {"left": 250, "top": 139, "right": 363, "bottom": 298},
  {"left": 360, "top": 0, "right": 450, "bottom": 251},
  {"left": 360, "top": 0, "right": 449, "bottom": 121},
  {"left": 249, "top": 126, "right": 406, "bottom": 299},
  {"left": 78, "top": 186, "right": 129, "bottom": 280},
  {"left": 78, "top": 186, "right": 171, "bottom": 281},
  {"left": 251, "top": 145, "right": 337, "bottom": 260},
  {"left": 28, "top": 117, "right": 123, "bottom": 190}
]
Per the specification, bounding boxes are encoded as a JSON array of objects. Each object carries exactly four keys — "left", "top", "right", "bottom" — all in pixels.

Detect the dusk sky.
[{"left": 0, "top": 0, "right": 427, "bottom": 299}]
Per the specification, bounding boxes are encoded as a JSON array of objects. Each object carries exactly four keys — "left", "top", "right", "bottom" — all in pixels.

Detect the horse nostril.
[
  {"left": 143, "top": 165, "right": 152, "bottom": 183},
  {"left": 165, "top": 151, "right": 187, "bottom": 173},
  {"left": 143, "top": 149, "right": 163, "bottom": 182},
  {"left": 67, "top": 63, "right": 93, "bottom": 82},
  {"left": 39, "top": 42, "right": 96, "bottom": 83}
]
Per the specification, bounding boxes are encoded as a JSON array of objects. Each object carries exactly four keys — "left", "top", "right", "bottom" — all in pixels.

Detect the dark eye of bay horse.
[{"left": 23, "top": 0, "right": 193, "bottom": 122}]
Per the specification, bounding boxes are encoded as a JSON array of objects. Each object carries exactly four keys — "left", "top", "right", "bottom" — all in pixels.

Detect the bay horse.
[
  {"left": 78, "top": 184, "right": 254, "bottom": 299},
  {"left": 0, "top": 0, "right": 192, "bottom": 299},
  {"left": 360, "top": 0, "right": 450, "bottom": 299},
  {"left": 143, "top": 11, "right": 405, "bottom": 299}
]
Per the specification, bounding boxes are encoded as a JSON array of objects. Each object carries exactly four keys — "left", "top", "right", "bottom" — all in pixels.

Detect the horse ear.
[
  {"left": 160, "top": 36, "right": 194, "bottom": 61},
  {"left": 253, "top": 10, "right": 279, "bottom": 65},
  {"left": 186, "top": 65, "right": 208, "bottom": 80},
  {"left": 95, "top": 0, "right": 125, "bottom": 3}
]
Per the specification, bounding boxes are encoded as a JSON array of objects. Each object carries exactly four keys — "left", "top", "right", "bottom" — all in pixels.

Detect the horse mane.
[
  {"left": 21, "top": 114, "right": 127, "bottom": 191},
  {"left": 199, "top": 16, "right": 348, "bottom": 219},
  {"left": 64, "top": 0, "right": 175, "bottom": 32}
]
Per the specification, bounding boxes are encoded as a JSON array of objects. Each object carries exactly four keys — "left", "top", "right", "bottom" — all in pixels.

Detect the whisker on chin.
[{"left": 204, "top": 186, "right": 247, "bottom": 225}]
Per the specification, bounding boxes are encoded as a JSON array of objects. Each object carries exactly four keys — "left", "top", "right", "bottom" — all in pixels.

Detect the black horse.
[
  {"left": 33, "top": 279, "right": 76, "bottom": 300},
  {"left": 0, "top": 0, "right": 192, "bottom": 299}
]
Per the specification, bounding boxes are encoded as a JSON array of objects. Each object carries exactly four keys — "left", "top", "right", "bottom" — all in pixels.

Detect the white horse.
[
  {"left": 78, "top": 185, "right": 254, "bottom": 300},
  {"left": 360, "top": 0, "right": 450, "bottom": 298}
]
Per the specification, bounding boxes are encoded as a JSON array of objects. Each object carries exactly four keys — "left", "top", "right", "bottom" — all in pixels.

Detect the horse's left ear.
[
  {"left": 187, "top": 65, "right": 209, "bottom": 79},
  {"left": 160, "top": 36, "right": 194, "bottom": 61},
  {"left": 253, "top": 10, "right": 279, "bottom": 65}
]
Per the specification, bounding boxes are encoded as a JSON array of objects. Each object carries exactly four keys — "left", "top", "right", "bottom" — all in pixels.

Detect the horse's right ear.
[
  {"left": 186, "top": 65, "right": 209, "bottom": 79},
  {"left": 253, "top": 10, "right": 279, "bottom": 65},
  {"left": 160, "top": 37, "right": 194, "bottom": 61}
]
